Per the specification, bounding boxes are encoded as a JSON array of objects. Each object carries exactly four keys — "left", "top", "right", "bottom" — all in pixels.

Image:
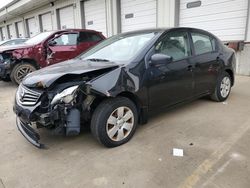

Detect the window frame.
[
  {"left": 153, "top": 29, "right": 193, "bottom": 62},
  {"left": 189, "top": 29, "right": 218, "bottom": 56}
]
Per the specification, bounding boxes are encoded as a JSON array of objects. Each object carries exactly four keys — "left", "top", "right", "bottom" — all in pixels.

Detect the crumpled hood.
[
  {"left": 22, "top": 58, "right": 120, "bottom": 88},
  {"left": 0, "top": 43, "right": 33, "bottom": 52}
]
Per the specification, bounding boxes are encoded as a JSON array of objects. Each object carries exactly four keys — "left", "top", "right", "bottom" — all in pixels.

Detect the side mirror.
[
  {"left": 48, "top": 40, "right": 57, "bottom": 46},
  {"left": 150, "top": 53, "right": 172, "bottom": 66}
]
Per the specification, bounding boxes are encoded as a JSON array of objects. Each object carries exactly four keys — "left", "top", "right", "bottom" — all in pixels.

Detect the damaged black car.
[{"left": 14, "top": 28, "right": 236, "bottom": 148}]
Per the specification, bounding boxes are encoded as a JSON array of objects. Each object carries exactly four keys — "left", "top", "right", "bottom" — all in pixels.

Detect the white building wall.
[
  {"left": 179, "top": 0, "right": 248, "bottom": 41},
  {"left": 0, "top": 0, "right": 178, "bottom": 39},
  {"left": 120, "top": 0, "right": 157, "bottom": 32},
  {"left": 157, "top": 0, "right": 177, "bottom": 27},
  {"left": 0, "top": 0, "right": 83, "bottom": 39},
  {"left": 0, "top": 0, "right": 249, "bottom": 76},
  {"left": 235, "top": 0, "right": 250, "bottom": 76}
]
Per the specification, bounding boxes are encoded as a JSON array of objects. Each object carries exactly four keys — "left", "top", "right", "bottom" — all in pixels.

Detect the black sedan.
[{"left": 14, "top": 27, "right": 236, "bottom": 148}]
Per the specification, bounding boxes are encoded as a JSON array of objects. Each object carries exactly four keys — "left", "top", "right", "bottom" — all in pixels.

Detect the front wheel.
[
  {"left": 91, "top": 97, "right": 138, "bottom": 147},
  {"left": 10, "top": 63, "right": 37, "bottom": 85},
  {"left": 210, "top": 72, "right": 232, "bottom": 102}
]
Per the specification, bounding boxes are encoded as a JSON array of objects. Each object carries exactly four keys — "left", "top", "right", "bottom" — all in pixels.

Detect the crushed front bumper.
[
  {"left": 14, "top": 100, "right": 45, "bottom": 148},
  {"left": 0, "top": 62, "right": 10, "bottom": 79},
  {"left": 16, "top": 118, "right": 44, "bottom": 148}
]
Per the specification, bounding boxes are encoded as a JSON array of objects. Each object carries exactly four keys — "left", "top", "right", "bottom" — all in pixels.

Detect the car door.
[
  {"left": 147, "top": 30, "right": 194, "bottom": 109},
  {"left": 86, "top": 32, "right": 104, "bottom": 47},
  {"left": 76, "top": 32, "right": 92, "bottom": 54},
  {"left": 189, "top": 30, "right": 220, "bottom": 95},
  {"left": 47, "top": 32, "right": 78, "bottom": 65}
]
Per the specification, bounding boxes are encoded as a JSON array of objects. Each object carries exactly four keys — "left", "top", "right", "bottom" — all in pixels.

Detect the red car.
[{"left": 0, "top": 29, "right": 105, "bottom": 84}]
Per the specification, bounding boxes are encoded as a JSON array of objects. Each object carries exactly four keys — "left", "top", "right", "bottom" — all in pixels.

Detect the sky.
[{"left": 0, "top": 0, "right": 14, "bottom": 9}]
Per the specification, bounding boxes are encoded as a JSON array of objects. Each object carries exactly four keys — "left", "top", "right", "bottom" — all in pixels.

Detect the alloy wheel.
[
  {"left": 15, "top": 64, "right": 36, "bottom": 83},
  {"left": 220, "top": 76, "right": 231, "bottom": 98},
  {"left": 106, "top": 106, "right": 134, "bottom": 142}
]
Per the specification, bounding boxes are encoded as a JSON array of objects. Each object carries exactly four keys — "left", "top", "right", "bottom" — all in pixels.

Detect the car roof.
[
  {"left": 120, "top": 28, "right": 167, "bottom": 36},
  {"left": 119, "top": 27, "right": 218, "bottom": 40},
  {"left": 47, "top": 29, "right": 103, "bottom": 34}
]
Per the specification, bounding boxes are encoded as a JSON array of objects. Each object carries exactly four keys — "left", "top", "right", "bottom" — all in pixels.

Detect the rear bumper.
[{"left": 16, "top": 117, "right": 44, "bottom": 148}]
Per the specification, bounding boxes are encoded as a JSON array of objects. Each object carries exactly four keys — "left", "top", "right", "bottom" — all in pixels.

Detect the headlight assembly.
[{"left": 51, "top": 86, "right": 78, "bottom": 105}]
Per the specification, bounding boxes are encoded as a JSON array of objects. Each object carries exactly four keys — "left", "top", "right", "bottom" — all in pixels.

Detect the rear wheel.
[
  {"left": 10, "top": 63, "right": 37, "bottom": 85},
  {"left": 91, "top": 97, "right": 138, "bottom": 147},
  {"left": 210, "top": 72, "right": 232, "bottom": 102}
]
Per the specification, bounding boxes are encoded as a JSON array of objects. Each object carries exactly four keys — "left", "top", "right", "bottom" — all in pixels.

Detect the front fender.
[
  {"left": 88, "top": 67, "right": 139, "bottom": 97},
  {"left": 12, "top": 47, "right": 35, "bottom": 60}
]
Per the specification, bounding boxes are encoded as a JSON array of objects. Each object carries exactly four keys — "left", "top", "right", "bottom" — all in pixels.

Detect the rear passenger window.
[
  {"left": 87, "top": 32, "right": 103, "bottom": 42},
  {"left": 191, "top": 32, "right": 214, "bottom": 55},
  {"left": 78, "top": 32, "right": 102, "bottom": 43},
  {"left": 78, "top": 32, "right": 89, "bottom": 43}
]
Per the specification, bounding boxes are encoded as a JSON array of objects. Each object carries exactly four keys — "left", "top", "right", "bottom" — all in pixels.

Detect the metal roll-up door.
[
  {"left": 121, "top": 0, "right": 157, "bottom": 32},
  {"left": 2, "top": 27, "right": 8, "bottom": 40},
  {"left": 7, "top": 24, "right": 16, "bottom": 39},
  {"left": 0, "top": 28, "right": 3, "bottom": 41},
  {"left": 179, "top": 0, "right": 248, "bottom": 41},
  {"left": 16, "top": 21, "right": 25, "bottom": 38},
  {"left": 27, "top": 17, "right": 39, "bottom": 37},
  {"left": 58, "top": 6, "right": 75, "bottom": 29},
  {"left": 84, "top": 0, "right": 107, "bottom": 36},
  {"left": 40, "top": 12, "right": 53, "bottom": 32}
]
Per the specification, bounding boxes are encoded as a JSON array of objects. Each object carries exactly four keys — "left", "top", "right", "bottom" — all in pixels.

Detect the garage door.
[
  {"left": 0, "top": 28, "right": 3, "bottom": 41},
  {"left": 40, "top": 12, "right": 53, "bottom": 32},
  {"left": 121, "top": 0, "right": 157, "bottom": 32},
  {"left": 26, "top": 17, "right": 39, "bottom": 37},
  {"left": 179, "top": 0, "right": 248, "bottom": 41},
  {"left": 16, "top": 21, "right": 25, "bottom": 38},
  {"left": 58, "top": 6, "right": 75, "bottom": 29},
  {"left": 84, "top": 0, "right": 107, "bottom": 36},
  {"left": 7, "top": 24, "right": 16, "bottom": 39},
  {"left": 2, "top": 27, "right": 8, "bottom": 40}
]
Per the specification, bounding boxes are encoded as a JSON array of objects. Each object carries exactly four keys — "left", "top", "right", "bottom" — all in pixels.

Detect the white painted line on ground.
[{"left": 178, "top": 118, "right": 250, "bottom": 188}]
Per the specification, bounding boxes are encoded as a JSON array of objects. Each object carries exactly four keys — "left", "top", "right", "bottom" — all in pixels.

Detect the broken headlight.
[{"left": 51, "top": 86, "right": 78, "bottom": 105}]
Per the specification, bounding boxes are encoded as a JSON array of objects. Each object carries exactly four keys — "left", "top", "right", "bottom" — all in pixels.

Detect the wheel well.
[
  {"left": 117, "top": 92, "right": 147, "bottom": 124},
  {"left": 225, "top": 69, "right": 234, "bottom": 86},
  {"left": 118, "top": 92, "right": 141, "bottom": 110},
  {"left": 90, "top": 92, "right": 148, "bottom": 124}
]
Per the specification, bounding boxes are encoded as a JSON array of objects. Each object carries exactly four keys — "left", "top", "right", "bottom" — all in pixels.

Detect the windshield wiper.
[{"left": 86, "top": 58, "right": 110, "bottom": 62}]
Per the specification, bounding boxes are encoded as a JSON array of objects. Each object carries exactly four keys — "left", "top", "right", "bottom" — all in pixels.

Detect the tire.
[
  {"left": 10, "top": 63, "right": 37, "bottom": 85},
  {"left": 210, "top": 72, "right": 232, "bottom": 102},
  {"left": 91, "top": 97, "right": 138, "bottom": 148}
]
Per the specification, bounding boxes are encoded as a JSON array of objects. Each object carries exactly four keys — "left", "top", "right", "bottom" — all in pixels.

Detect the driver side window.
[{"left": 155, "top": 31, "right": 191, "bottom": 61}]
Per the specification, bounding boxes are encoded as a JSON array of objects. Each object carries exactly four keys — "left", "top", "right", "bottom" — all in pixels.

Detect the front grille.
[{"left": 17, "top": 84, "right": 42, "bottom": 106}]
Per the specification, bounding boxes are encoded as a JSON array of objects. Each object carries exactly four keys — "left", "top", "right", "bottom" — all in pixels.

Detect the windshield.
[
  {"left": 81, "top": 32, "right": 158, "bottom": 63},
  {"left": 25, "top": 31, "right": 55, "bottom": 45}
]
